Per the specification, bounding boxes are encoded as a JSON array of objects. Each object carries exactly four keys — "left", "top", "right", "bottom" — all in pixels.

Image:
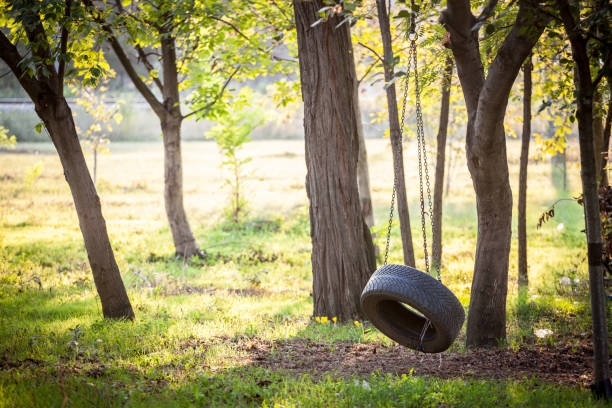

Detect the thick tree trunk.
[
  {"left": 441, "top": 0, "right": 547, "bottom": 347},
  {"left": 518, "top": 55, "right": 532, "bottom": 287},
  {"left": 599, "top": 80, "right": 612, "bottom": 187},
  {"left": 558, "top": 0, "right": 611, "bottom": 393},
  {"left": 376, "top": 0, "right": 416, "bottom": 267},
  {"left": 293, "top": 0, "right": 376, "bottom": 321},
  {"left": 355, "top": 85, "right": 375, "bottom": 230},
  {"left": 432, "top": 56, "right": 453, "bottom": 269},
  {"left": 40, "top": 97, "right": 134, "bottom": 319}
]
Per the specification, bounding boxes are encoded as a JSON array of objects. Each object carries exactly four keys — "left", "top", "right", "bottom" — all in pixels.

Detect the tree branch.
[
  {"left": 135, "top": 44, "right": 163, "bottom": 93},
  {"left": 358, "top": 59, "right": 379, "bottom": 85},
  {"left": 182, "top": 65, "right": 241, "bottom": 120},
  {"left": 0, "top": 31, "right": 44, "bottom": 101},
  {"left": 207, "top": 15, "right": 293, "bottom": 62},
  {"left": 357, "top": 42, "right": 383, "bottom": 63},
  {"left": 477, "top": 0, "right": 500, "bottom": 22},
  {"left": 83, "top": 0, "right": 165, "bottom": 116},
  {"left": 476, "top": 0, "right": 549, "bottom": 149}
]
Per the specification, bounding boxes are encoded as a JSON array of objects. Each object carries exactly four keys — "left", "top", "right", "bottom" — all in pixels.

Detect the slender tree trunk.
[
  {"left": 599, "top": 80, "right": 612, "bottom": 187},
  {"left": 593, "top": 90, "right": 605, "bottom": 180},
  {"left": 108, "top": 31, "right": 201, "bottom": 258},
  {"left": 432, "top": 56, "right": 453, "bottom": 269},
  {"left": 160, "top": 115, "right": 198, "bottom": 257},
  {"left": 159, "top": 36, "right": 200, "bottom": 258},
  {"left": 550, "top": 121, "right": 568, "bottom": 192},
  {"left": 376, "top": 0, "right": 416, "bottom": 267},
  {"left": 518, "top": 55, "right": 532, "bottom": 288},
  {"left": 441, "top": 0, "right": 547, "bottom": 347},
  {"left": 293, "top": 0, "right": 376, "bottom": 321},
  {"left": 40, "top": 97, "right": 134, "bottom": 319},
  {"left": 445, "top": 137, "right": 454, "bottom": 197},
  {"left": 355, "top": 85, "right": 375, "bottom": 230},
  {"left": 558, "top": 0, "right": 611, "bottom": 395}
]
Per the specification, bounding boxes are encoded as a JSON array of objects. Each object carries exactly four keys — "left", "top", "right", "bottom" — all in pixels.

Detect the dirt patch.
[{"left": 236, "top": 339, "right": 597, "bottom": 386}]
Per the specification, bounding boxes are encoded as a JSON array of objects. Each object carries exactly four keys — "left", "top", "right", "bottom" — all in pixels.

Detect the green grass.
[{"left": 0, "top": 140, "right": 608, "bottom": 406}]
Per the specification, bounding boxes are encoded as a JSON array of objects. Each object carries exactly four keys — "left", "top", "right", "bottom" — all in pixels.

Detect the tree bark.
[
  {"left": 0, "top": 29, "right": 134, "bottom": 320},
  {"left": 432, "top": 56, "right": 453, "bottom": 270},
  {"left": 355, "top": 84, "right": 375, "bottom": 230},
  {"left": 441, "top": 0, "right": 547, "bottom": 347},
  {"left": 599, "top": 80, "right": 612, "bottom": 187},
  {"left": 293, "top": 0, "right": 376, "bottom": 321},
  {"left": 376, "top": 0, "right": 416, "bottom": 267},
  {"left": 518, "top": 54, "right": 532, "bottom": 288},
  {"left": 558, "top": 0, "right": 611, "bottom": 393}
]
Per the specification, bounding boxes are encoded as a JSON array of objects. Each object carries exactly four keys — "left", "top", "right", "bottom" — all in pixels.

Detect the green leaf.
[
  {"left": 395, "top": 10, "right": 411, "bottom": 19},
  {"left": 35, "top": 123, "right": 43, "bottom": 134}
]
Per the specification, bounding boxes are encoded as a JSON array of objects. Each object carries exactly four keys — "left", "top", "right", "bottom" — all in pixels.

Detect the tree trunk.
[
  {"left": 432, "top": 56, "right": 453, "bottom": 270},
  {"left": 376, "top": 0, "right": 416, "bottom": 267},
  {"left": 593, "top": 90, "right": 605, "bottom": 180},
  {"left": 160, "top": 115, "right": 199, "bottom": 257},
  {"left": 109, "top": 31, "right": 200, "bottom": 258},
  {"left": 355, "top": 85, "right": 375, "bottom": 230},
  {"left": 0, "top": 9, "right": 133, "bottom": 320},
  {"left": 441, "top": 0, "right": 547, "bottom": 347},
  {"left": 293, "top": 0, "right": 376, "bottom": 321},
  {"left": 550, "top": 121, "right": 568, "bottom": 192},
  {"left": 40, "top": 97, "right": 134, "bottom": 319},
  {"left": 159, "top": 36, "right": 200, "bottom": 258},
  {"left": 445, "top": 137, "right": 454, "bottom": 197},
  {"left": 518, "top": 55, "right": 532, "bottom": 288},
  {"left": 558, "top": 0, "right": 611, "bottom": 394},
  {"left": 599, "top": 80, "right": 612, "bottom": 187}
]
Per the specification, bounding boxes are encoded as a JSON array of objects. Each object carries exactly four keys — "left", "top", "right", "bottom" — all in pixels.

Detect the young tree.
[
  {"left": 85, "top": 0, "right": 292, "bottom": 258},
  {"left": 293, "top": 0, "right": 376, "bottom": 321},
  {"left": 0, "top": 0, "right": 134, "bottom": 319},
  {"left": 375, "top": 0, "right": 416, "bottom": 267},
  {"left": 432, "top": 56, "right": 453, "bottom": 270},
  {"left": 555, "top": 0, "right": 611, "bottom": 397},
  {"left": 74, "top": 81, "right": 122, "bottom": 186},
  {"left": 440, "top": 0, "right": 548, "bottom": 346},
  {"left": 518, "top": 55, "right": 532, "bottom": 288}
]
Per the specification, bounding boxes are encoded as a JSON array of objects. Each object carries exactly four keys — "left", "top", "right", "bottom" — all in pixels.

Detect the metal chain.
[
  {"left": 384, "top": 1, "right": 440, "bottom": 285},
  {"left": 383, "top": 56, "right": 412, "bottom": 266},
  {"left": 411, "top": 38, "right": 439, "bottom": 282}
]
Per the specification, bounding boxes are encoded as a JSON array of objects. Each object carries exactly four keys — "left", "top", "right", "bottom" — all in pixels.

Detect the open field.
[{"left": 0, "top": 139, "right": 609, "bottom": 407}]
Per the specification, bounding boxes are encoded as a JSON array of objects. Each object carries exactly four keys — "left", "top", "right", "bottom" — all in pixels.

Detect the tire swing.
[{"left": 360, "top": 16, "right": 464, "bottom": 354}]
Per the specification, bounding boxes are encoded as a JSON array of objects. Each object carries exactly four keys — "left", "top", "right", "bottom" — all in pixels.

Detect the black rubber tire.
[{"left": 360, "top": 264, "right": 465, "bottom": 353}]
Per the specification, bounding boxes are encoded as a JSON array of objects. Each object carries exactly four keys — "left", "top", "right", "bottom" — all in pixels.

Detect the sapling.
[
  {"left": 74, "top": 80, "right": 123, "bottom": 187},
  {"left": 0, "top": 125, "right": 16, "bottom": 150},
  {"left": 206, "top": 91, "right": 264, "bottom": 223}
]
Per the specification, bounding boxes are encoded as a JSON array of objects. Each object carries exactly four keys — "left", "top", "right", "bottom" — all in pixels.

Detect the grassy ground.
[{"left": 0, "top": 139, "right": 609, "bottom": 407}]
